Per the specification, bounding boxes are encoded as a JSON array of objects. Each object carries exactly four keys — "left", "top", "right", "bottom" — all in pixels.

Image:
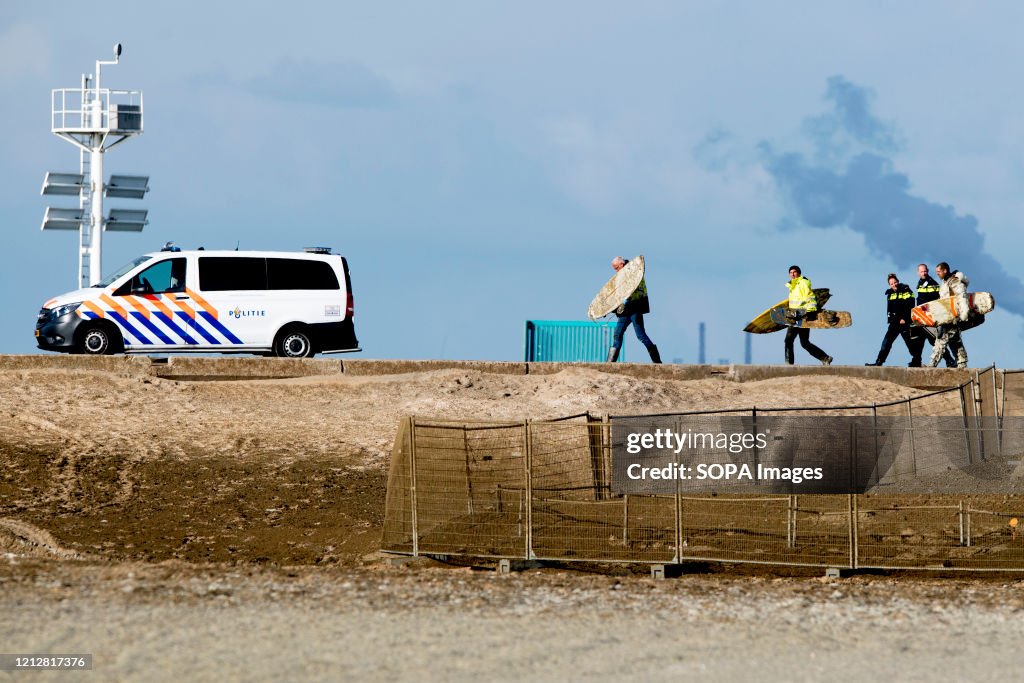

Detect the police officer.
[
  {"left": 783, "top": 265, "right": 833, "bottom": 366},
  {"left": 915, "top": 263, "right": 955, "bottom": 367},
  {"left": 866, "top": 273, "right": 921, "bottom": 367}
]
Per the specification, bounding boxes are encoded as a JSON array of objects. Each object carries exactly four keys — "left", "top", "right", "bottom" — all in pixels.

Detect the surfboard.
[
  {"left": 769, "top": 307, "right": 852, "bottom": 330},
  {"left": 910, "top": 292, "right": 994, "bottom": 327},
  {"left": 588, "top": 255, "right": 645, "bottom": 320},
  {"left": 743, "top": 288, "right": 832, "bottom": 334}
]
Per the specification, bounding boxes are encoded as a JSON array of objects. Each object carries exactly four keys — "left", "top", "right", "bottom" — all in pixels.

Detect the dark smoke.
[{"left": 759, "top": 75, "right": 1024, "bottom": 317}]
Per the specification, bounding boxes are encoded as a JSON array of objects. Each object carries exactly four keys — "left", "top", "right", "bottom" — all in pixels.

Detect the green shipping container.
[{"left": 524, "top": 320, "right": 624, "bottom": 362}]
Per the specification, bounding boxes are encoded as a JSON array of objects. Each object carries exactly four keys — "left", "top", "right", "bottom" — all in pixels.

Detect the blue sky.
[{"left": 3, "top": 2, "right": 1024, "bottom": 366}]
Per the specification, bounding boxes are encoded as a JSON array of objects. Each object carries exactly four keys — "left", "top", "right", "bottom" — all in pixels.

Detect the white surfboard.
[{"left": 587, "top": 255, "right": 645, "bottom": 321}]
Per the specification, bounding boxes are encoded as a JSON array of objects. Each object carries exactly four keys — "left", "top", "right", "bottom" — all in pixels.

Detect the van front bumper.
[{"left": 35, "top": 313, "right": 84, "bottom": 352}]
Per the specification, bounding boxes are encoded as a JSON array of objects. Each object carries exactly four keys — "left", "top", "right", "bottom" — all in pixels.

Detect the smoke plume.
[{"left": 759, "top": 75, "right": 1024, "bottom": 317}]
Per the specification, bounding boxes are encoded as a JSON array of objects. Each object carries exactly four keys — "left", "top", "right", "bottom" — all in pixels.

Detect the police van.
[{"left": 35, "top": 246, "right": 359, "bottom": 358}]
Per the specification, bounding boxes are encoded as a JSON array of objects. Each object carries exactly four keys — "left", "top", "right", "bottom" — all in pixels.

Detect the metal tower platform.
[{"left": 41, "top": 43, "right": 149, "bottom": 288}]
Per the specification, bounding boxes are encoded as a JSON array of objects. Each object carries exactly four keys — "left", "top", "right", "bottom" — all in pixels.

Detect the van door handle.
[{"left": 175, "top": 295, "right": 190, "bottom": 300}]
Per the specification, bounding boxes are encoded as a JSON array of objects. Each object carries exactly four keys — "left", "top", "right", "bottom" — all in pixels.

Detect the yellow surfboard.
[{"left": 743, "top": 288, "right": 831, "bottom": 334}]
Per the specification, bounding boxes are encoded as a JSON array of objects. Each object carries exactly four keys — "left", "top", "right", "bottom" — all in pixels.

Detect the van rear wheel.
[{"left": 274, "top": 326, "right": 316, "bottom": 358}]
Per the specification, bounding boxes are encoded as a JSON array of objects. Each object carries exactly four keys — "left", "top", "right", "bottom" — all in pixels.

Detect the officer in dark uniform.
[
  {"left": 866, "top": 273, "right": 922, "bottom": 367},
  {"left": 914, "top": 263, "right": 955, "bottom": 368}
]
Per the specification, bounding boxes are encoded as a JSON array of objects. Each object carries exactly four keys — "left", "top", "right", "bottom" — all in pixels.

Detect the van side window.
[
  {"left": 199, "top": 257, "right": 268, "bottom": 291},
  {"left": 116, "top": 258, "right": 186, "bottom": 295},
  {"left": 267, "top": 258, "right": 340, "bottom": 290}
]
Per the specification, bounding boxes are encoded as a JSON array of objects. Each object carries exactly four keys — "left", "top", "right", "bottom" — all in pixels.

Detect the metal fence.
[{"left": 383, "top": 370, "right": 1024, "bottom": 572}]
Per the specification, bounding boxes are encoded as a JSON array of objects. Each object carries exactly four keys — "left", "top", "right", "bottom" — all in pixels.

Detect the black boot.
[
  {"left": 866, "top": 344, "right": 887, "bottom": 366},
  {"left": 607, "top": 347, "right": 620, "bottom": 363},
  {"left": 647, "top": 345, "right": 662, "bottom": 364}
]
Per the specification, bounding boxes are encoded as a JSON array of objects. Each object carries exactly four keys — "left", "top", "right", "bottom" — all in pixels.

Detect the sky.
[{"left": 3, "top": 2, "right": 1024, "bottom": 367}]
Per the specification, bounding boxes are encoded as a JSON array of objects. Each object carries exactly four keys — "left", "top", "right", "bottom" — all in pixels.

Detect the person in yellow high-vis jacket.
[{"left": 783, "top": 265, "right": 833, "bottom": 366}]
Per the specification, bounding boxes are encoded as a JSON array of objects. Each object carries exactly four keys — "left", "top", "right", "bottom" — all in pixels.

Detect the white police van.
[{"left": 36, "top": 246, "right": 359, "bottom": 358}]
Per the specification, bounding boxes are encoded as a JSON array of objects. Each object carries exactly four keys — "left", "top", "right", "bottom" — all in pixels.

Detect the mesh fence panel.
[
  {"left": 381, "top": 376, "right": 1024, "bottom": 571},
  {"left": 381, "top": 418, "right": 414, "bottom": 553},
  {"left": 960, "top": 500, "right": 1024, "bottom": 569},
  {"left": 529, "top": 419, "right": 676, "bottom": 562},
  {"left": 856, "top": 497, "right": 963, "bottom": 568},
  {"left": 1001, "top": 371, "right": 1024, "bottom": 457},
  {"left": 972, "top": 367, "right": 1001, "bottom": 461},
  {"left": 414, "top": 420, "right": 528, "bottom": 558}
]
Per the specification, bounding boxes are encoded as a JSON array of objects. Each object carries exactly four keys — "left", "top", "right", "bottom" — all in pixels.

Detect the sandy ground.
[{"left": 2, "top": 365, "right": 1020, "bottom": 681}]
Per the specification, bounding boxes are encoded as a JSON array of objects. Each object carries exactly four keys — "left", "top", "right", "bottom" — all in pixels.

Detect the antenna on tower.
[{"left": 41, "top": 43, "right": 148, "bottom": 288}]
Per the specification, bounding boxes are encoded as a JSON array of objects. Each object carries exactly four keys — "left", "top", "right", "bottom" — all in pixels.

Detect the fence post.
[
  {"left": 751, "top": 406, "right": 759, "bottom": 484},
  {"left": 793, "top": 495, "right": 798, "bottom": 549},
  {"left": 906, "top": 396, "right": 917, "bottom": 476},
  {"left": 852, "top": 493, "right": 859, "bottom": 569},
  {"left": 958, "top": 500, "right": 964, "bottom": 547},
  {"left": 623, "top": 495, "right": 630, "bottom": 546},
  {"left": 871, "top": 403, "right": 880, "bottom": 478},
  {"left": 974, "top": 370, "right": 984, "bottom": 417},
  {"left": 849, "top": 422, "right": 858, "bottom": 493},
  {"left": 675, "top": 428, "right": 683, "bottom": 562},
  {"left": 1000, "top": 369, "right": 1007, "bottom": 420},
  {"left": 588, "top": 415, "right": 606, "bottom": 501},
  {"left": 598, "top": 413, "right": 606, "bottom": 499},
  {"left": 524, "top": 420, "right": 534, "bottom": 560},
  {"left": 847, "top": 494, "right": 856, "bottom": 569},
  {"left": 1000, "top": 369, "right": 1007, "bottom": 454},
  {"left": 959, "top": 382, "right": 975, "bottom": 465},
  {"left": 787, "top": 495, "right": 797, "bottom": 549},
  {"left": 973, "top": 371, "right": 985, "bottom": 461},
  {"left": 409, "top": 416, "right": 419, "bottom": 557},
  {"left": 992, "top": 364, "right": 1002, "bottom": 458},
  {"left": 463, "top": 426, "right": 474, "bottom": 514},
  {"left": 966, "top": 504, "right": 973, "bottom": 547}
]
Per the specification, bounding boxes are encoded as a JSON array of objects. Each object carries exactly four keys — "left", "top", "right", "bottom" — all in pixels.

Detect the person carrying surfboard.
[
  {"left": 783, "top": 265, "right": 833, "bottom": 366},
  {"left": 927, "top": 262, "right": 969, "bottom": 368},
  {"left": 607, "top": 256, "right": 662, "bottom": 364},
  {"left": 915, "top": 263, "right": 956, "bottom": 368}
]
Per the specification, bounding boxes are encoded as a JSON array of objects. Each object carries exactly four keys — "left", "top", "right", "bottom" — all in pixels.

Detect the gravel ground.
[
  {"left": 2, "top": 365, "right": 1022, "bottom": 682},
  {"left": 3, "top": 559, "right": 1024, "bottom": 682}
]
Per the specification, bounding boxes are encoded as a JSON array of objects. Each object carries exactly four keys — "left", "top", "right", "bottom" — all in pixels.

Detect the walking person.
[
  {"left": 915, "top": 263, "right": 955, "bottom": 367},
  {"left": 783, "top": 265, "right": 833, "bottom": 366},
  {"left": 865, "top": 273, "right": 922, "bottom": 367},
  {"left": 928, "top": 262, "right": 970, "bottom": 368},
  {"left": 607, "top": 256, "right": 662, "bottom": 363}
]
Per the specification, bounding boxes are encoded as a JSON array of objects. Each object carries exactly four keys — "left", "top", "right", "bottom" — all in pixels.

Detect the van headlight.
[{"left": 50, "top": 303, "right": 81, "bottom": 319}]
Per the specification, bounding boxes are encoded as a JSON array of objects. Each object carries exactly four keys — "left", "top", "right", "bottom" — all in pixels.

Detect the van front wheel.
[
  {"left": 76, "top": 322, "right": 123, "bottom": 355},
  {"left": 274, "top": 326, "right": 316, "bottom": 358}
]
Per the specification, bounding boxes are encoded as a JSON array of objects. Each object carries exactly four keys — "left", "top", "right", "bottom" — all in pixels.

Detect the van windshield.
[{"left": 94, "top": 255, "right": 154, "bottom": 287}]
